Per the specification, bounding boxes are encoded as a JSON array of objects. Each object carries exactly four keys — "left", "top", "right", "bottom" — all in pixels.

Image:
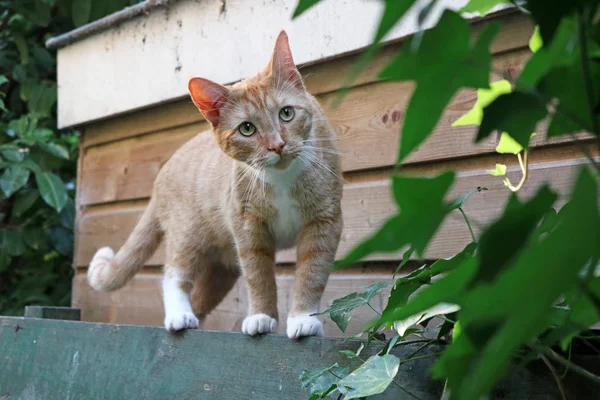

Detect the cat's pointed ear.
[
  {"left": 265, "top": 30, "right": 304, "bottom": 90},
  {"left": 188, "top": 77, "right": 230, "bottom": 127}
]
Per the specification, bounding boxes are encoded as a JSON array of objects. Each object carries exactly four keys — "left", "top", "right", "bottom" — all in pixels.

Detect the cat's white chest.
[{"left": 266, "top": 160, "right": 304, "bottom": 250}]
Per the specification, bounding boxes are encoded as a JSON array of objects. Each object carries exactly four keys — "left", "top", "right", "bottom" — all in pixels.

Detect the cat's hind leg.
[{"left": 190, "top": 260, "right": 240, "bottom": 321}]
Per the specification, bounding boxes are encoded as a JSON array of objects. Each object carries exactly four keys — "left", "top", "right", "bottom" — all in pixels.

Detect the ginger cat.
[{"left": 87, "top": 31, "right": 343, "bottom": 339}]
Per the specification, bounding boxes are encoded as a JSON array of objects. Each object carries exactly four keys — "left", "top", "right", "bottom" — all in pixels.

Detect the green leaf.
[
  {"left": 24, "top": 227, "right": 48, "bottom": 251},
  {"left": 487, "top": 163, "right": 507, "bottom": 176},
  {"left": 27, "top": 83, "right": 57, "bottom": 117},
  {"left": 339, "top": 343, "right": 364, "bottom": 359},
  {"left": 292, "top": 0, "right": 322, "bottom": 18},
  {"left": 0, "top": 251, "right": 11, "bottom": 272},
  {"left": 337, "top": 355, "right": 400, "bottom": 399},
  {"left": 518, "top": 16, "right": 578, "bottom": 87},
  {"left": 2, "top": 229, "right": 27, "bottom": 256},
  {"left": 442, "top": 168, "right": 600, "bottom": 399},
  {"left": 378, "top": 257, "right": 478, "bottom": 327},
  {"left": 14, "top": 34, "right": 29, "bottom": 65},
  {"left": 0, "top": 166, "right": 30, "bottom": 197},
  {"left": 459, "top": 0, "right": 510, "bottom": 15},
  {"left": 35, "top": 171, "right": 68, "bottom": 212},
  {"left": 538, "top": 60, "right": 600, "bottom": 136},
  {"left": 317, "top": 282, "right": 387, "bottom": 332},
  {"left": 337, "top": 172, "right": 454, "bottom": 266},
  {"left": 41, "top": 141, "right": 69, "bottom": 160},
  {"left": 1, "top": 145, "right": 25, "bottom": 163},
  {"left": 380, "top": 11, "right": 500, "bottom": 163},
  {"left": 477, "top": 92, "right": 547, "bottom": 149},
  {"left": 59, "top": 197, "right": 75, "bottom": 229},
  {"left": 495, "top": 132, "right": 531, "bottom": 154},
  {"left": 529, "top": 26, "right": 543, "bottom": 52},
  {"left": 393, "top": 246, "right": 414, "bottom": 276},
  {"left": 308, "top": 365, "right": 349, "bottom": 399},
  {"left": 72, "top": 0, "right": 92, "bottom": 27},
  {"left": 383, "top": 242, "right": 477, "bottom": 325},
  {"left": 50, "top": 226, "right": 74, "bottom": 255},
  {"left": 300, "top": 363, "right": 340, "bottom": 388},
  {"left": 452, "top": 80, "right": 512, "bottom": 127},
  {"left": 0, "top": 76, "right": 8, "bottom": 86},
  {"left": 12, "top": 189, "right": 40, "bottom": 217}
]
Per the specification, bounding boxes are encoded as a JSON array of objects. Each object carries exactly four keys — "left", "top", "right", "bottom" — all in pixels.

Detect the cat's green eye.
[
  {"left": 238, "top": 122, "right": 256, "bottom": 136},
  {"left": 279, "top": 106, "right": 295, "bottom": 122}
]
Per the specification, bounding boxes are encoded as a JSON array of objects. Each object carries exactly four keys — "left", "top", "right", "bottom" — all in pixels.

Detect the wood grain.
[
  {"left": 75, "top": 145, "right": 596, "bottom": 267},
  {"left": 72, "top": 270, "right": 396, "bottom": 337},
  {"left": 81, "top": 12, "right": 533, "bottom": 148},
  {"left": 2, "top": 315, "right": 578, "bottom": 399},
  {"left": 79, "top": 49, "right": 533, "bottom": 206}
]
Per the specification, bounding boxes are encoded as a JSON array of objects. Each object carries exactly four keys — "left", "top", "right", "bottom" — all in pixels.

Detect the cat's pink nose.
[{"left": 268, "top": 139, "right": 286, "bottom": 155}]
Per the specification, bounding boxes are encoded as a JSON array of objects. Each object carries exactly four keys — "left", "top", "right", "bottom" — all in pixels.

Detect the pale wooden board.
[
  {"left": 72, "top": 270, "right": 396, "bottom": 337},
  {"left": 74, "top": 146, "right": 596, "bottom": 267},
  {"left": 78, "top": 49, "right": 533, "bottom": 207},
  {"left": 81, "top": 12, "right": 533, "bottom": 148}
]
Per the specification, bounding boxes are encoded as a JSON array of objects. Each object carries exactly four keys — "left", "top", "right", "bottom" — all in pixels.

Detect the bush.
[{"left": 0, "top": 0, "right": 139, "bottom": 315}]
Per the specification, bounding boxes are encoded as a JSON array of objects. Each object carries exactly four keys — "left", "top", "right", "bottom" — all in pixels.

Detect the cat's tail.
[{"left": 87, "top": 200, "right": 163, "bottom": 292}]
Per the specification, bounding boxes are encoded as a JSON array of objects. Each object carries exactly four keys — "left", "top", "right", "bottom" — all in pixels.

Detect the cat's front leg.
[
  {"left": 234, "top": 214, "right": 279, "bottom": 336},
  {"left": 288, "top": 213, "right": 343, "bottom": 339}
]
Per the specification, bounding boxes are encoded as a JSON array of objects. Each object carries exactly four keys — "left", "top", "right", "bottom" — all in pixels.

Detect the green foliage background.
[
  {"left": 0, "top": 0, "right": 139, "bottom": 315},
  {"left": 295, "top": 0, "right": 600, "bottom": 399}
]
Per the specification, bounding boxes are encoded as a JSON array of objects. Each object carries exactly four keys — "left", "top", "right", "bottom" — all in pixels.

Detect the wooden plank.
[
  {"left": 2, "top": 315, "right": 578, "bottom": 400},
  {"left": 78, "top": 49, "right": 531, "bottom": 206},
  {"left": 72, "top": 270, "right": 396, "bottom": 338},
  {"left": 79, "top": 122, "right": 206, "bottom": 206},
  {"left": 74, "top": 145, "right": 597, "bottom": 267},
  {"left": 81, "top": 12, "right": 533, "bottom": 147},
  {"left": 24, "top": 306, "right": 81, "bottom": 321}
]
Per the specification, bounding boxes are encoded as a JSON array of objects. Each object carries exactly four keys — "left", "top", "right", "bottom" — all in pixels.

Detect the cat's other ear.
[
  {"left": 188, "top": 77, "right": 230, "bottom": 127},
  {"left": 265, "top": 30, "right": 304, "bottom": 90}
]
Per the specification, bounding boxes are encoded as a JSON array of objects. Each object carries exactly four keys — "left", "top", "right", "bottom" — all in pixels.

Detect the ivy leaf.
[
  {"left": 529, "top": 26, "right": 543, "bottom": 52},
  {"left": 308, "top": 365, "right": 349, "bottom": 399},
  {"left": 380, "top": 11, "right": 500, "bottom": 163},
  {"left": 538, "top": 60, "right": 600, "bottom": 136},
  {"left": 459, "top": 0, "right": 510, "bottom": 15},
  {"left": 452, "top": 80, "right": 512, "bottom": 127},
  {"left": 0, "top": 166, "right": 30, "bottom": 197},
  {"left": 292, "top": 0, "right": 322, "bottom": 18},
  {"left": 487, "top": 163, "right": 507, "bottom": 177},
  {"left": 72, "top": 0, "right": 92, "bottom": 27},
  {"left": 336, "top": 172, "right": 454, "bottom": 266},
  {"left": 518, "top": 16, "right": 578, "bottom": 87},
  {"left": 495, "top": 132, "right": 528, "bottom": 154},
  {"left": 383, "top": 242, "right": 477, "bottom": 325},
  {"left": 337, "top": 355, "right": 400, "bottom": 399},
  {"left": 477, "top": 92, "right": 547, "bottom": 149},
  {"left": 300, "top": 363, "right": 340, "bottom": 388},
  {"left": 12, "top": 188, "right": 39, "bottom": 217},
  {"left": 35, "top": 171, "right": 68, "bottom": 212},
  {"left": 443, "top": 168, "right": 600, "bottom": 399},
  {"left": 317, "top": 282, "right": 387, "bottom": 332}
]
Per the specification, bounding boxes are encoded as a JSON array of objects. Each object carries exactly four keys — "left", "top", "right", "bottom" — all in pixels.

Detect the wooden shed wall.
[{"left": 72, "top": 12, "right": 593, "bottom": 336}]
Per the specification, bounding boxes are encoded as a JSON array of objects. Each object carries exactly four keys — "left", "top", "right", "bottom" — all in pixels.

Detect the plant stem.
[
  {"left": 504, "top": 150, "right": 529, "bottom": 192},
  {"left": 390, "top": 380, "right": 424, "bottom": 400},
  {"left": 401, "top": 352, "right": 445, "bottom": 364},
  {"left": 578, "top": 10, "right": 600, "bottom": 142},
  {"left": 541, "top": 354, "right": 568, "bottom": 400},
  {"left": 542, "top": 347, "right": 600, "bottom": 386},
  {"left": 458, "top": 207, "right": 477, "bottom": 243},
  {"left": 367, "top": 302, "right": 382, "bottom": 316},
  {"left": 405, "top": 340, "right": 435, "bottom": 360}
]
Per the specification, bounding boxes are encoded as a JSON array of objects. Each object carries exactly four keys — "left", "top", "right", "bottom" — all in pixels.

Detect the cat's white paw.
[
  {"left": 164, "top": 312, "right": 199, "bottom": 332},
  {"left": 287, "top": 313, "right": 324, "bottom": 339},
  {"left": 242, "top": 314, "right": 277, "bottom": 336}
]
